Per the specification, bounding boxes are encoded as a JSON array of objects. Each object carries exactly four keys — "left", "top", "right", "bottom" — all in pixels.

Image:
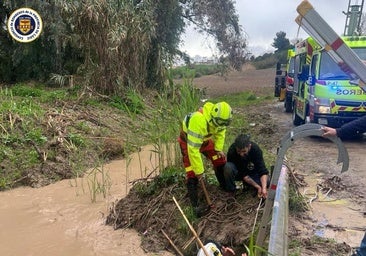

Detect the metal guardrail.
[
  {"left": 256, "top": 123, "right": 349, "bottom": 255},
  {"left": 268, "top": 164, "right": 289, "bottom": 256}
]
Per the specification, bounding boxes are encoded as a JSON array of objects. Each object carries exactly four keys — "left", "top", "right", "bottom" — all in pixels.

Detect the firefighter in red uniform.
[{"left": 178, "top": 101, "right": 232, "bottom": 216}]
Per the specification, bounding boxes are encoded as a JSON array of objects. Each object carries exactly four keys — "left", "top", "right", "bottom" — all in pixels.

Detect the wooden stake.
[
  {"left": 172, "top": 196, "right": 210, "bottom": 256},
  {"left": 161, "top": 229, "right": 184, "bottom": 256},
  {"left": 199, "top": 177, "right": 213, "bottom": 207}
]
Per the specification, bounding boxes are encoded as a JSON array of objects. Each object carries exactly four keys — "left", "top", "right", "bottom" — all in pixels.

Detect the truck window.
[
  {"left": 311, "top": 54, "right": 318, "bottom": 77},
  {"left": 293, "top": 55, "right": 301, "bottom": 93},
  {"left": 352, "top": 48, "right": 366, "bottom": 61},
  {"left": 288, "top": 57, "right": 295, "bottom": 78},
  {"left": 319, "top": 52, "right": 349, "bottom": 80}
]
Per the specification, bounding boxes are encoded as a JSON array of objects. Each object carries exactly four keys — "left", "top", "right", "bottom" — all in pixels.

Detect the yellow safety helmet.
[{"left": 210, "top": 101, "right": 232, "bottom": 127}]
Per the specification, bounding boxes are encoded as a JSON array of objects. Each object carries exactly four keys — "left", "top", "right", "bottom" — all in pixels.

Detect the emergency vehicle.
[
  {"left": 274, "top": 49, "right": 295, "bottom": 113},
  {"left": 284, "top": 49, "right": 295, "bottom": 113},
  {"left": 292, "top": 36, "right": 366, "bottom": 127}
]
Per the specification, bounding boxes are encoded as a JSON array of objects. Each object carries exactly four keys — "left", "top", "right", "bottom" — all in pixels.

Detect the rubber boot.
[
  {"left": 214, "top": 165, "right": 226, "bottom": 190},
  {"left": 186, "top": 177, "right": 199, "bottom": 208},
  {"left": 187, "top": 177, "right": 209, "bottom": 217}
]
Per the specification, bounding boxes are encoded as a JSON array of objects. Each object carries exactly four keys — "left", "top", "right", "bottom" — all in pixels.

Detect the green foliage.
[
  {"left": 74, "top": 121, "right": 92, "bottom": 133},
  {"left": 154, "top": 0, "right": 185, "bottom": 55},
  {"left": 251, "top": 32, "right": 292, "bottom": 68},
  {"left": 10, "top": 85, "right": 43, "bottom": 97},
  {"left": 40, "top": 90, "right": 69, "bottom": 103},
  {"left": 1, "top": 0, "right": 247, "bottom": 92},
  {"left": 67, "top": 133, "right": 85, "bottom": 147},
  {"left": 288, "top": 239, "right": 302, "bottom": 256},
  {"left": 180, "top": 0, "right": 247, "bottom": 70},
  {"left": 25, "top": 128, "right": 47, "bottom": 145},
  {"left": 134, "top": 167, "right": 185, "bottom": 197},
  {"left": 87, "top": 164, "right": 111, "bottom": 203},
  {"left": 170, "top": 66, "right": 196, "bottom": 79},
  {"left": 170, "top": 64, "right": 225, "bottom": 79},
  {"left": 215, "top": 91, "right": 272, "bottom": 108},
  {"left": 272, "top": 31, "right": 291, "bottom": 52},
  {"left": 246, "top": 93, "right": 257, "bottom": 101},
  {"left": 2, "top": 84, "right": 71, "bottom": 104},
  {"left": 0, "top": 84, "right": 109, "bottom": 190},
  {"left": 109, "top": 89, "right": 145, "bottom": 115},
  {"left": 289, "top": 185, "right": 309, "bottom": 215},
  {"left": 0, "top": 1, "right": 83, "bottom": 83},
  {"left": 252, "top": 54, "right": 278, "bottom": 70},
  {"left": 244, "top": 234, "right": 272, "bottom": 256}
]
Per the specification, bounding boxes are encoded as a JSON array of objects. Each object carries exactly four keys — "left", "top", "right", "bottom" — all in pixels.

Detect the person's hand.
[
  {"left": 256, "top": 186, "right": 262, "bottom": 198},
  {"left": 221, "top": 246, "right": 236, "bottom": 256},
  {"left": 321, "top": 126, "right": 337, "bottom": 137},
  {"left": 261, "top": 187, "right": 268, "bottom": 199},
  {"left": 216, "top": 151, "right": 226, "bottom": 159}
]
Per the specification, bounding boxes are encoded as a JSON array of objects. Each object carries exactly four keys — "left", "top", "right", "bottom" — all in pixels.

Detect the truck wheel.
[{"left": 292, "top": 104, "right": 304, "bottom": 126}]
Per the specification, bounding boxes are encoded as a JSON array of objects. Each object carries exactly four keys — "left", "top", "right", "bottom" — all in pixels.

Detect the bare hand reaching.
[{"left": 321, "top": 126, "right": 337, "bottom": 137}]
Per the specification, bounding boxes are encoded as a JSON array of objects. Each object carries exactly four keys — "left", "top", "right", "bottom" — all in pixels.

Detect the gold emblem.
[
  {"left": 18, "top": 18, "right": 32, "bottom": 34},
  {"left": 7, "top": 8, "right": 42, "bottom": 43}
]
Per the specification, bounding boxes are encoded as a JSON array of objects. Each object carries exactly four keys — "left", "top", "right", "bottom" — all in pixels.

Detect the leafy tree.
[
  {"left": 181, "top": 0, "right": 247, "bottom": 70},
  {"left": 1, "top": 0, "right": 247, "bottom": 95},
  {"left": 0, "top": 1, "right": 82, "bottom": 83},
  {"left": 272, "top": 31, "right": 291, "bottom": 52}
]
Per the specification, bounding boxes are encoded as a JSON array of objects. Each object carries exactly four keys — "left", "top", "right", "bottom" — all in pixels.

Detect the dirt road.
[{"left": 269, "top": 101, "right": 366, "bottom": 255}]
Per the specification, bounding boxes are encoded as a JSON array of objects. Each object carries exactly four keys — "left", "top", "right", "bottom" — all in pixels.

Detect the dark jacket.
[
  {"left": 227, "top": 141, "right": 269, "bottom": 179},
  {"left": 336, "top": 114, "right": 366, "bottom": 138}
]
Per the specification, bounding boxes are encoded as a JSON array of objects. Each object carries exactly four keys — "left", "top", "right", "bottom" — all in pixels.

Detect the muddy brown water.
[
  {"left": 1, "top": 101, "right": 366, "bottom": 255},
  {"left": 0, "top": 145, "right": 173, "bottom": 256}
]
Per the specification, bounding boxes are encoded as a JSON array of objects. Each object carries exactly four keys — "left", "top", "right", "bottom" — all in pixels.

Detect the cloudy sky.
[{"left": 180, "top": 0, "right": 355, "bottom": 57}]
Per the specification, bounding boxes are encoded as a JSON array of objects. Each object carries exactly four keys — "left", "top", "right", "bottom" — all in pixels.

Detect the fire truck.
[
  {"left": 291, "top": 0, "right": 366, "bottom": 127},
  {"left": 284, "top": 49, "right": 295, "bottom": 113},
  {"left": 274, "top": 49, "right": 295, "bottom": 113},
  {"left": 292, "top": 36, "right": 366, "bottom": 127}
]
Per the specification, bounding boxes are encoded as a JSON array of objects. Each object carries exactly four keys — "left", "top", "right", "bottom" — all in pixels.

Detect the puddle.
[{"left": 302, "top": 175, "right": 365, "bottom": 247}]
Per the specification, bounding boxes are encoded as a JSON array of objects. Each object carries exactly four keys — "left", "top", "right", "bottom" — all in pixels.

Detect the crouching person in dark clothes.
[{"left": 223, "top": 134, "right": 269, "bottom": 198}]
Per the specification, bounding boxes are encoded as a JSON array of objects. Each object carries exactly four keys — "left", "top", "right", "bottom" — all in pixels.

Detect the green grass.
[
  {"left": 170, "top": 63, "right": 223, "bottom": 79},
  {"left": 214, "top": 91, "right": 274, "bottom": 108}
]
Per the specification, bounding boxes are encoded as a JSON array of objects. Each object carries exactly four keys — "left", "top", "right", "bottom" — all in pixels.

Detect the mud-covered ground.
[{"left": 106, "top": 65, "right": 366, "bottom": 255}]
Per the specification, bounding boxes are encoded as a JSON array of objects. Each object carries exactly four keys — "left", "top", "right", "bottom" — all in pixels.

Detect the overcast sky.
[{"left": 180, "top": 0, "right": 356, "bottom": 57}]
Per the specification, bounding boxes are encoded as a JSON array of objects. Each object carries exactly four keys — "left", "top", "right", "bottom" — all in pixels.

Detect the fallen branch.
[{"left": 161, "top": 229, "right": 184, "bottom": 256}]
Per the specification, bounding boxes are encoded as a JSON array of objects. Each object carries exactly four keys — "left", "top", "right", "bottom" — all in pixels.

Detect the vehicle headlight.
[{"left": 318, "top": 106, "right": 330, "bottom": 114}]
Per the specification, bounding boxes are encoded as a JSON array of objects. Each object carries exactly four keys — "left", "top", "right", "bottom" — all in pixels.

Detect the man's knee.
[{"left": 223, "top": 162, "right": 235, "bottom": 178}]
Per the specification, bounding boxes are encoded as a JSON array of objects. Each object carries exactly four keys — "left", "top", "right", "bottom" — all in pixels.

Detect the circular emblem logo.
[{"left": 7, "top": 8, "right": 43, "bottom": 43}]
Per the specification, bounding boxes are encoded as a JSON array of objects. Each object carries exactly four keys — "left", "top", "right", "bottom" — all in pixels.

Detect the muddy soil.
[{"left": 107, "top": 65, "right": 366, "bottom": 255}]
